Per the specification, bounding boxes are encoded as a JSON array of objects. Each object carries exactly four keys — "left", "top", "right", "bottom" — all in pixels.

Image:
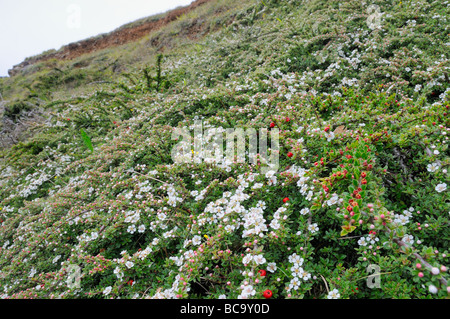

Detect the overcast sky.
[{"left": 0, "top": 0, "right": 194, "bottom": 77}]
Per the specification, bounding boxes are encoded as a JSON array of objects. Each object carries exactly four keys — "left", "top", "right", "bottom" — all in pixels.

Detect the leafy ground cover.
[{"left": 0, "top": 0, "right": 448, "bottom": 299}]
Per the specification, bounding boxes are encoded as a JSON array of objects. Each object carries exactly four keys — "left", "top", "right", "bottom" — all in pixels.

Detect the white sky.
[{"left": 0, "top": 0, "right": 194, "bottom": 77}]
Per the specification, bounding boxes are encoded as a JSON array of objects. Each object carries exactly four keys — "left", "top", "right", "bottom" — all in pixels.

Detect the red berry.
[
  {"left": 263, "top": 289, "right": 273, "bottom": 299},
  {"left": 258, "top": 269, "right": 267, "bottom": 277},
  {"left": 287, "top": 152, "right": 293, "bottom": 158},
  {"left": 270, "top": 122, "right": 275, "bottom": 128},
  {"left": 283, "top": 197, "right": 289, "bottom": 203}
]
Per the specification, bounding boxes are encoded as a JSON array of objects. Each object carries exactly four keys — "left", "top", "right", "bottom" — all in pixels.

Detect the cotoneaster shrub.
[{"left": 0, "top": 0, "right": 449, "bottom": 300}]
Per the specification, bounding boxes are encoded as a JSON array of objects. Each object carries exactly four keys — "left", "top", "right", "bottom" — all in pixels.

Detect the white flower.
[
  {"left": 192, "top": 235, "right": 202, "bottom": 246},
  {"left": 252, "top": 183, "right": 263, "bottom": 189},
  {"left": 402, "top": 234, "right": 414, "bottom": 246},
  {"left": 394, "top": 214, "right": 410, "bottom": 225},
  {"left": 433, "top": 150, "right": 440, "bottom": 155},
  {"left": 127, "top": 225, "right": 136, "bottom": 234},
  {"left": 299, "top": 184, "right": 309, "bottom": 195},
  {"left": 138, "top": 225, "right": 146, "bottom": 233},
  {"left": 267, "top": 262, "right": 277, "bottom": 273},
  {"left": 253, "top": 255, "right": 266, "bottom": 265},
  {"left": 358, "top": 237, "right": 368, "bottom": 246},
  {"left": 169, "top": 256, "right": 183, "bottom": 267},
  {"left": 427, "top": 162, "right": 440, "bottom": 173},
  {"left": 300, "top": 207, "right": 310, "bottom": 215},
  {"left": 435, "top": 183, "right": 447, "bottom": 193},
  {"left": 113, "top": 267, "right": 124, "bottom": 279},
  {"left": 327, "top": 289, "right": 340, "bottom": 299},
  {"left": 242, "top": 254, "right": 253, "bottom": 265},
  {"left": 268, "top": 175, "right": 277, "bottom": 186},
  {"left": 270, "top": 218, "right": 280, "bottom": 230},
  {"left": 29, "top": 268, "right": 36, "bottom": 278},
  {"left": 241, "top": 285, "right": 256, "bottom": 297},
  {"left": 288, "top": 253, "right": 304, "bottom": 266},
  {"left": 299, "top": 269, "right": 311, "bottom": 281},
  {"left": 306, "top": 191, "right": 314, "bottom": 201},
  {"left": 218, "top": 294, "right": 227, "bottom": 299},
  {"left": 265, "top": 170, "right": 276, "bottom": 178},
  {"left": 190, "top": 190, "right": 199, "bottom": 197},
  {"left": 125, "top": 261, "right": 134, "bottom": 269},
  {"left": 327, "top": 194, "right": 339, "bottom": 206},
  {"left": 289, "top": 277, "right": 301, "bottom": 290},
  {"left": 90, "top": 232, "right": 98, "bottom": 240},
  {"left": 403, "top": 210, "right": 413, "bottom": 218},
  {"left": 103, "top": 286, "right": 112, "bottom": 295},
  {"left": 297, "top": 176, "right": 309, "bottom": 187},
  {"left": 308, "top": 223, "right": 319, "bottom": 234},
  {"left": 325, "top": 131, "right": 335, "bottom": 141}
]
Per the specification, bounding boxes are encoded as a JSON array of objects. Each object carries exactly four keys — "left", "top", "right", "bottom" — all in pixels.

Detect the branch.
[{"left": 392, "top": 238, "right": 447, "bottom": 287}]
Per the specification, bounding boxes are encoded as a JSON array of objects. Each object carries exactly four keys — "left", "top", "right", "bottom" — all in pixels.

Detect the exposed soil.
[{"left": 8, "top": 0, "right": 212, "bottom": 76}]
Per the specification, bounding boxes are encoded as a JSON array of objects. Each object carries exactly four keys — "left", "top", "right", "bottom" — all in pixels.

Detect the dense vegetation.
[{"left": 0, "top": 0, "right": 448, "bottom": 299}]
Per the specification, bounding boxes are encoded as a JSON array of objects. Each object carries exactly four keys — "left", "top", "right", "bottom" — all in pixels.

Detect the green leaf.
[
  {"left": 340, "top": 225, "right": 356, "bottom": 236},
  {"left": 80, "top": 128, "right": 94, "bottom": 152},
  {"left": 354, "top": 168, "right": 360, "bottom": 178}
]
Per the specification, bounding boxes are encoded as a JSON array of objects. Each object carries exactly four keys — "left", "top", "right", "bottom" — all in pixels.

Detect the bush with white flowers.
[{"left": 0, "top": 0, "right": 448, "bottom": 299}]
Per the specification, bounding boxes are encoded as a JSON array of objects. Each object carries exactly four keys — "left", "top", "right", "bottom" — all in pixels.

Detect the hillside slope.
[
  {"left": 6, "top": 0, "right": 212, "bottom": 77},
  {"left": 0, "top": 0, "right": 449, "bottom": 299}
]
